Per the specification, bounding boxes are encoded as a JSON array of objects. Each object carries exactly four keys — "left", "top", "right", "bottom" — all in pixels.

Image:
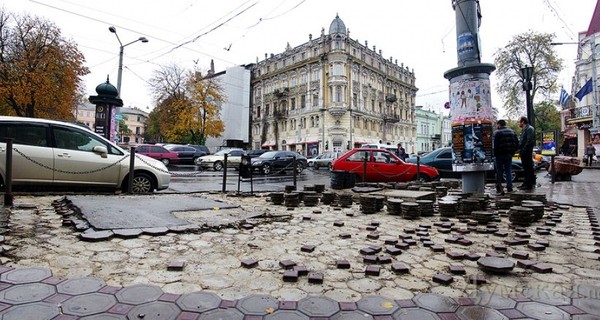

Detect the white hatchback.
[{"left": 0, "top": 116, "right": 170, "bottom": 193}]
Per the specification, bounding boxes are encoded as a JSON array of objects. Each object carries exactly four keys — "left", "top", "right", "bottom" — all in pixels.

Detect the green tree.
[
  {"left": 0, "top": 9, "right": 89, "bottom": 119},
  {"left": 493, "top": 31, "right": 563, "bottom": 119},
  {"left": 533, "top": 101, "right": 561, "bottom": 145}
]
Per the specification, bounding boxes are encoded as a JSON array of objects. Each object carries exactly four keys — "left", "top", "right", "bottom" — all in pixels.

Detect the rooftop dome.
[
  {"left": 95, "top": 78, "right": 118, "bottom": 97},
  {"left": 328, "top": 14, "right": 346, "bottom": 35}
]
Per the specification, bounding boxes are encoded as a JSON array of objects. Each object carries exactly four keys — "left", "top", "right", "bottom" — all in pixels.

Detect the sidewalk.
[{"left": 0, "top": 174, "right": 599, "bottom": 319}]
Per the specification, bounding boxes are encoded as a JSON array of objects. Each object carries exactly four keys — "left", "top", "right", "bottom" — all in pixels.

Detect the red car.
[
  {"left": 135, "top": 144, "right": 179, "bottom": 166},
  {"left": 331, "top": 148, "right": 439, "bottom": 182}
]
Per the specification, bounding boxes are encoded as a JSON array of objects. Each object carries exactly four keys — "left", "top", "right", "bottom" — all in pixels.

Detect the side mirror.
[{"left": 93, "top": 146, "right": 108, "bottom": 158}]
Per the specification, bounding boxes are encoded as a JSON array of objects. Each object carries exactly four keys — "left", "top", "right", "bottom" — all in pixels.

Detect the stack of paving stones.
[
  {"left": 416, "top": 200, "right": 435, "bottom": 217},
  {"left": 435, "top": 186, "right": 449, "bottom": 198},
  {"left": 495, "top": 198, "right": 515, "bottom": 210},
  {"left": 508, "top": 206, "right": 536, "bottom": 226},
  {"left": 521, "top": 200, "right": 545, "bottom": 221},
  {"left": 284, "top": 192, "right": 301, "bottom": 208},
  {"left": 303, "top": 185, "right": 317, "bottom": 192},
  {"left": 459, "top": 198, "right": 480, "bottom": 218},
  {"left": 386, "top": 198, "right": 404, "bottom": 215},
  {"left": 320, "top": 192, "right": 337, "bottom": 205},
  {"left": 269, "top": 192, "right": 285, "bottom": 205},
  {"left": 284, "top": 185, "right": 296, "bottom": 193},
  {"left": 314, "top": 184, "right": 326, "bottom": 193},
  {"left": 438, "top": 200, "right": 459, "bottom": 217},
  {"left": 401, "top": 202, "right": 421, "bottom": 219},
  {"left": 338, "top": 194, "right": 354, "bottom": 207},
  {"left": 302, "top": 191, "right": 320, "bottom": 207},
  {"left": 359, "top": 195, "right": 380, "bottom": 214},
  {"left": 471, "top": 210, "right": 496, "bottom": 224}
]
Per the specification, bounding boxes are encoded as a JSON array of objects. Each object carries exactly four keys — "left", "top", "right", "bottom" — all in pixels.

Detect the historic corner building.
[{"left": 249, "top": 15, "right": 418, "bottom": 156}]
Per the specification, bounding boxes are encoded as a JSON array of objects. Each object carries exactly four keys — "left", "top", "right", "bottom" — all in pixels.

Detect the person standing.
[
  {"left": 518, "top": 116, "right": 536, "bottom": 190},
  {"left": 396, "top": 143, "right": 407, "bottom": 161},
  {"left": 586, "top": 143, "right": 596, "bottom": 166},
  {"left": 493, "top": 119, "right": 519, "bottom": 194}
]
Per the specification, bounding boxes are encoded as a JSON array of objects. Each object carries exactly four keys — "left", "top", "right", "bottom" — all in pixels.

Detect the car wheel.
[
  {"left": 262, "top": 163, "right": 272, "bottom": 175},
  {"left": 161, "top": 158, "right": 170, "bottom": 166},
  {"left": 313, "top": 163, "right": 319, "bottom": 170},
  {"left": 213, "top": 161, "right": 224, "bottom": 171},
  {"left": 124, "top": 172, "right": 154, "bottom": 193},
  {"left": 296, "top": 163, "right": 304, "bottom": 174},
  {"left": 415, "top": 174, "right": 431, "bottom": 182},
  {"left": 503, "top": 170, "right": 518, "bottom": 182}
]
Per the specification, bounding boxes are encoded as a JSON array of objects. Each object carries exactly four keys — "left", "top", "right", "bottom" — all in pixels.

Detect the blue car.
[{"left": 406, "top": 147, "right": 525, "bottom": 182}]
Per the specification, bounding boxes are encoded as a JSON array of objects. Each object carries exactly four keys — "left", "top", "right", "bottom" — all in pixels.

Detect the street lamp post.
[
  {"left": 108, "top": 26, "right": 148, "bottom": 98},
  {"left": 520, "top": 66, "right": 534, "bottom": 128}
]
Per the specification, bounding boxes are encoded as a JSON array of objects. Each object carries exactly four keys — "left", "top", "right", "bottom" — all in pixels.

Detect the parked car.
[
  {"left": 188, "top": 144, "right": 211, "bottom": 155},
  {"left": 251, "top": 150, "right": 308, "bottom": 175},
  {"left": 405, "top": 147, "right": 525, "bottom": 182},
  {"left": 195, "top": 148, "right": 245, "bottom": 171},
  {"left": 331, "top": 148, "right": 439, "bottom": 182},
  {"left": 246, "top": 149, "right": 268, "bottom": 158},
  {"left": 313, "top": 151, "right": 342, "bottom": 170},
  {"left": 0, "top": 116, "right": 170, "bottom": 193},
  {"left": 164, "top": 144, "right": 206, "bottom": 164},
  {"left": 307, "top": 154, "right": 324, "bottom": 167},
  {"left": 136, "top": 144, "right": 179, "bottom": 166}
]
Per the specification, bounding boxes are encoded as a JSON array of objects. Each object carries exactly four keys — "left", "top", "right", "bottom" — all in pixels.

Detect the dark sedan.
[
  {"left": 251, "top": 151, "right": 308, "bottom": 175},
  {"left": 406, "top": 147, "right": 525, "bottom": 182},
  {"left": 164, "top": 145, "right": 206, "bottom": 164}
]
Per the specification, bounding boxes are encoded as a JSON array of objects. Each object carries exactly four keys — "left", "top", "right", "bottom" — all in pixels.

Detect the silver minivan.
[{"left": 0, "top": 116, "right": 170, "bottom": 193}]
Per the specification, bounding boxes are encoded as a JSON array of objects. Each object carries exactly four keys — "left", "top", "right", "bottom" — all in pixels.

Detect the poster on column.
[{"left": 449, "top": 78, "right": 494, "bottom": 171}]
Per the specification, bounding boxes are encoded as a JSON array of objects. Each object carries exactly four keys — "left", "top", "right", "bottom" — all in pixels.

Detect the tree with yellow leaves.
[
  {"left": 148, "top": 64, "right": 224, "bottom": 144},
  {"left": 0, "top": 9, "right": 89, "bottom": 119}
]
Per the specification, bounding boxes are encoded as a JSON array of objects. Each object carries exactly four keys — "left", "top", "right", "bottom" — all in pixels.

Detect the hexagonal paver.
[
  {"left": 327, "top": 311, "right": 374, "bottom": 320},
  {"left": 62, "top": 293, "right": 117, "bottom": 316},
  {"left": 456, "top": 306, "right": 509, "bottom": 320},
  {"left": 79, "top": 314, "right": 127, "bottom": 320},
  {"left": 516, "top": 301, "right": 570, "bottom": 320},
  {"left": 199, "top": 308, "right": 244, "bottom": 320},
  {"left": 469, "top": 291, "right": 517, "bottom": 309},
  {"left": 2, "top": 302, "right": 59, "bottom": 320},
  {"left": 356, "top": 295, "right": 399, "bottom": 315},
  {"left": 0, "top": 283, "right": 56, "bottom": 304},
  {"left": 522, "top": 288, "right": 571, "bottom": 306},
  {"left": 574, "top": 284, "right": 600, "bottom": 299},
  {"left": 413, "top": 293, "right": 459, "bottom": 313},
  {"left": 236, "top": 294, "right": 279, "bottom": 316},
  {"left": 176, "top": 291, "right": 221, "bottom": 313},
  {"left": 0, "top": 267, "right": 52, "bottom": 284},
  {"left": 115, "top": 284, "right": 164, "bottom": 305},
  {"left": 57, "top": 277, "right": 106, "bottom": 295},
  {"left": 392, "top": 307, "right": 440, "bottom": 320},
  {"left": 573, "top": 298, "right": 600, "bottom": 316},
  {"left": 128, "top": 301, "right": 181, "bottom": 320},
  {"left": 297, "top": 296, "right": 340, "bottom": 317},
  {"left": 265, "top": 310, "right": 310, "bottom": 319}
]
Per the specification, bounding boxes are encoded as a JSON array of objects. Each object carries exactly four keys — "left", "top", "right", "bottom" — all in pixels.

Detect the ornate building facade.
[{"left": 250, "top": 15, "right": 417, "bottom": 156}]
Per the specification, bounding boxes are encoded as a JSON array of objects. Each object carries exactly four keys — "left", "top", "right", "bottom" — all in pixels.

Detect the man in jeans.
[
  {"left": 518, "top": 116, "right": 536, "bottom": 190},
  {"left": 493, "top": 119, "right": 519, "bottom": 194}
]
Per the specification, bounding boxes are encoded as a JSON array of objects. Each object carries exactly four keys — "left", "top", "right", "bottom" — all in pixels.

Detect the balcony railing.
[
  {"left": 567, "top": 105, "right": 593, "bottom": 123},
  {"left": 383, "top": 113, "right": 400, "bottom": 123}
]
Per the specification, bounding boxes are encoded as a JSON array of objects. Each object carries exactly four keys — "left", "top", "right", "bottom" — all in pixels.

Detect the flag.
[
  {"left": 575, "top": 78, "right": 593, "bottom": 101},
  {"left": 559, "top": 88, "right": 570, "bottom": 105}
]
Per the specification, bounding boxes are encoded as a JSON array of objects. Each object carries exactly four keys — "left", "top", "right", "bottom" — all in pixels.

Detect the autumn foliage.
[{"left": 0, "top": 9, "right": 89, "bottom": 119}]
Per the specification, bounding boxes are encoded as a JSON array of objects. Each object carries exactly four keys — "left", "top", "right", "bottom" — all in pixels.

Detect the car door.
[
  {"left": 432, "top": 149, "right": 457, "bottom": 178},
  {"left": 52, "top": 125, "right": 123, "bottom": 187},
  {"left": 371, "top": 150, "right": 407, "bottom": 182},
  {"left": 227, "top": 150, "right": 245, "bottom": 167},
  {"left": 0, "top": 122, "right": 54, "bottom": 185}
]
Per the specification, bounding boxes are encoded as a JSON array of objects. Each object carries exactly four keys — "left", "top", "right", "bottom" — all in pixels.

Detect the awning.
[
  {"left": 567, "top": 116, "right": 592, "bottom": 124},
  {"left": 261, "top": 140, "right": 275, "bottom": 147}
]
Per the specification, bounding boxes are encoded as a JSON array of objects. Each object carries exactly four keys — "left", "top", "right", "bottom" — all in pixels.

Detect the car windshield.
[{"left": 258, "top": 151, "right": 278, "bottom": 159}]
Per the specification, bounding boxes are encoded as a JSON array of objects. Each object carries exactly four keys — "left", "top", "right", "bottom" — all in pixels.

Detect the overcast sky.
[{"left": 2, "top": 0, "right": 597, "bottom": 117}]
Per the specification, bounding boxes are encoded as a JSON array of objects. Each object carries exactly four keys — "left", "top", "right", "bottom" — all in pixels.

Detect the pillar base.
[{"left": 462, "top": 171, "right": 486, "bottom": 194}]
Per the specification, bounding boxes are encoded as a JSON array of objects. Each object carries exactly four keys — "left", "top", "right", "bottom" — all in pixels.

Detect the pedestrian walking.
[
  {"left": 493, "top": 119, "right": 519, "bottom": 194},
  {"left": 517, "top": 116, "right": 536, "bottom": 190},
  {"left": 396, "top": 143, "right": 407, "bottom": 161},
  {"left": 586, "top": 143, "right": 596, "bottom": 166}
]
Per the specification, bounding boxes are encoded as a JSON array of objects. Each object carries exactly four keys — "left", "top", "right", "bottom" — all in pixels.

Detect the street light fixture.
[
  {"left": 108, "top": 26, "right": 148, "bottom": 98},
  {"left": 520, "top": 65, "right": 535, "bottom": 128}
]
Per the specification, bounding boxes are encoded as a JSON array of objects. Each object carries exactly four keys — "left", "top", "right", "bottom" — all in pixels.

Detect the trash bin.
[{"left": 239, "top": 155, "right": 252, "bottom": 178}]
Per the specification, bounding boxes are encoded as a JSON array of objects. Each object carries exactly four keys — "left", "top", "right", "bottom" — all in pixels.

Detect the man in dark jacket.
[
  {"left": 493, "top": 119, "right": 519, "bottom": 194},
  {"left": 518, "top": 116, "right": 536, "bottom": 190}
]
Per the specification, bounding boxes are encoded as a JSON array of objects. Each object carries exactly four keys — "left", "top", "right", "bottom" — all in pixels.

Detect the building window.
[
  {"left": 291, "top": 98, "right": 296, "bottom": 110},
  {"left": 313, "top": 94, "right": 319, "bottom": 108},
  {"left": 335, "top": 86, "right": 342, "bottom": 103},
  {"left": 301, "top": 73, "right": 307, "bottom": 84},
  {"left": 315, "top": 115, "right": 319, "bottom": 127},
  {"left": 353, "top": 93, "right": 358, "bottom": 107},
  {"left": 256, "top": 106, "right": 261, "bottom": 118},
  {"left": 301, "top": 52, "right": 306, "bottom": 60},
  {"left": 301, "top": 95, "right": 306, "bottom": 108}
]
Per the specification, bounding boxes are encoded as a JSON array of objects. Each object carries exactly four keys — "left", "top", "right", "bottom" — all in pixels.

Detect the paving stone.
[
  {"left": 395, "top": 242, "right": 410, "bottom": 250},
  {"left": 446, "top": 251, "right": 465, "bottom": 260},
  {"left": 383, "top": 238, "right": 398, "bottom": 245},
  {"left": 115, "top": 284, "right": 163, "bottom": 305},
  {"left": 279, "top": 260, "right": 296, "bottom": 269},
  {"left": 279, "top": 300, "right": 297, "bottom": 310},
  {"left": 176, "top": 291, "right": 221, "bottom": 313},
  {"left": 293, "top": 265, "right": 308, "bottom": 276},
  {"left": 398, "top": 233, "right": 413, "bottom": 239},
  {"left": 432, "top": 274, "right": 454, "bottom": 285},
  {"left": 219, "top": 299, "right": 237, "bottom": 308},
  {"left": 308, "top": 272, "right": 324, "bottom": 284},
  {"left": 522, "top": 288, "right": 570, "bottom": 306},
  {"left": 0, "top": 267, "right": 52, "bottom": 284},
  {"left": 477, "top": 257, "right": 515, "bottom": 274},
  {"left": 283, "top": 270, "right": 299, "bottom": 282},
  {"left": 365, "top": 265, "right": 381, "bottom": 276},
  {"left": 331, "top": 311, "right": 377, "bottom": 320},
  {"left": 457, "top": 238, "right": 474, "bottom": 246},
  {"left": 498, "top": 308, "right": 526, "bottom": 319},
  {"left": 413, "top": 293, "right": 459, "bottom": 313},
  {"left": 504, "top": 238, "right": 529, "bottom": 246},
  {"left": 336, "top": 260, "right": 351, "bottom": 269},
  {"left": 527, "top": 243, "right": 546, "bottom": 251},
  {"left": 367, "top": 233, "right": 380, "bottom": 240},
  {"left": 360, "top": 247, "right": 376, "bottom": 255},
  {"left": 485, "top": 252, "right": 504, "bottom": 258},
  {"left": 366, "top": 226, "right": 378, "bottom": 231},
  {"left": 302, "top": 216, "right": 312, "bottom": 221},
  {"left": 431, "top": 244, "right": 445, "bottom": 252},
  {"left": 385, "top": 246, "right": 402, "bottom": 256},
  {"left": 56, "top": 277, "right": 106, "bottom": 295},
  {"left": 241, "top": 259, "right": 259, "bottom": 268},
  {"left": 339, "top": 233, "right": 352, "bottom": 239},
  {"left": 392, "top": 307, "right": 439, "bottom": 319},
  {"left": 62, "top": 293, "right": 117, "bottom": 316},
  {"left": 511, "top": 251, "right": 530, "bottom": 260},
  {"left": 517, "top": 260, "right": 537, "bottom": 269},
  {"left": 0, "top": 302, "right": 60, "bottom": 320},
  {"left": 167, "top": 261, "right": 185, "bottom": 271},
  {"left": 356, "top": 295, "right": 399, "bottom": 315},
  {"left": 198, "top": 308, "right": 244, "bottom": 320},
  {"left": 369, "top": 245, "right": 383, "bottom": 253},
  {"left": 467, "top": 274, "right": 487, "bottom": 285},
  {"left": 470, "top": 291, "right": 517, "bottom": 309},
  {"left": 448, "top": 265, "right": 466, "bottom": 275},
  {"left": 378, "top": 256, "right": 393, "bottom": 264},
  {"left": 465, "top": 253, "right": 481, "bottom": 261},
  {"left": 364, "top": 255, "right": 378, "bottom": 264},
  {"left": 531, "top": 263, "right": 553, "bottom": 273},
  {"left": 333, "top": 221, "right": 345, "bottom": 227},
  {"left": 536, "top": 239, "right": 550, "bottom": 247},
  {"left": 492, "top": 244, "right": 508, "bottom": 251},
  {"left": 572, "top": 298, "right": 600, "bottom": 316},
  {"left": 297, "top": 296, "right": 340, "bottom": 317},
  {"left": 516, "top": 301, "right": 570, "bottom": 320},
  {"left": 456, "top": 305, "right": 510, "bottom": 320},
  {"left": 391, "top": 263, "right": 409, "bottom": 274},
  {"left": 300, "top": 245, "right": 316, "bottom": 253},
  {"left": 141, "top": 227, "right": 170, "bottom": 235},
  {"left": 404, "top": 239, "right": 417, "bottom": 246},
  {"left": 0, "top": 283, "right": 56, "bottom": 305},
  {"left": 236, "top": 295, "right": 279, "bottom": 316},
  {"left": 493, "top": 231, "right": 509, "bottom": 237}
]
